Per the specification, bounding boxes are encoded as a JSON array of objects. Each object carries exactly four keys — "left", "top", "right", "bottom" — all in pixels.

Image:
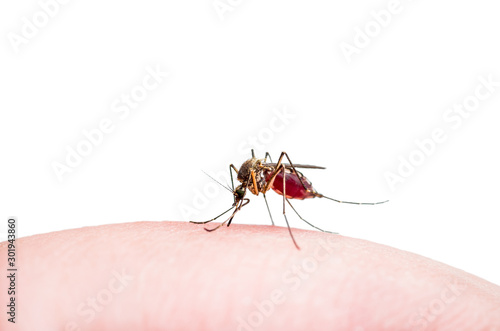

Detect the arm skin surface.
[{"left": 1, "top": 221, "right": 499, "bottom": 331}]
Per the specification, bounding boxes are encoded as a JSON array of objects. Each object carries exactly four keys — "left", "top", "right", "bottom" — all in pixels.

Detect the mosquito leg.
[
  {"left": 270, "top": 151, "right": 314, "bottom": 194},
  {"left": 262, "top": 193, "right": 275, "bottom": 226},
  {"left": 230, "top": 164, "right": 239, "bottom": 179},
  {"left": 280, "top": 152, "right": 314, "bottom": 193},
  {"left": 206, "top": 198, "right": 245, "bottom": 230},
  {"left": 279, "top": 151, "right": 333, "bottom": 199},
  {"left": 262, "top": 152, "right": 286, "bottom": 193},
  {"left": 190, "top": 206, "right": 234, "bottom": 224},
  {"left": 283, "top": 214, "right": 299, "bottom": 250},
  {"left": 227, "top": 198, "right": 249, "bottom": 227},
  {"left": 280, "top": 164, "right": 300, "bottom": 250},
  {"left": 264, "top": 152, "right": 273, "bottom": 163},
  {"left": 250, "top": 169, "right": 260, "bottom": 196},
  {"left": 279, "top": 152, "right": 388, "bottom": 204},
  {"left": 262, "top": 151, "right": 290, "bottom": 193},
  {"left": 204, "top": 219, "right": 230, "bottom": 232},
  {"left": 205, "top": 208, "right": 238, "bottom": 231},
  {"left": 229, "top": 164, "right": 239, "bottom": 191},
  {"left": 285, "top": 199, "right": 338, "bottom": 234},
  {"left": 263, "top": 168, "right": 279, "bottom": 193},
  {"left": 316, "top": 194, "right": 389, "bottom": 205}
]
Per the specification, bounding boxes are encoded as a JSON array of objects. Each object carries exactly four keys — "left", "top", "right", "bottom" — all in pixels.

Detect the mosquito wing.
[{"left": 262, "top": 163, "right": 326, "bottom": 170}]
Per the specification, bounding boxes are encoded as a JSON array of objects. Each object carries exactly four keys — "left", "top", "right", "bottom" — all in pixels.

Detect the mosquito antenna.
[
  {"left": 317, "top": 194, "right": 388, "bottom": 205},
  {"left": 202, "top": 170, "right": 233, "bottom": 193}
]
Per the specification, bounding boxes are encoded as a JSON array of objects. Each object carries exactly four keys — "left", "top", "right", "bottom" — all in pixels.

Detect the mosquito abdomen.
[{"left": 265, "top": 169, "right": 317, "bottom": 200}]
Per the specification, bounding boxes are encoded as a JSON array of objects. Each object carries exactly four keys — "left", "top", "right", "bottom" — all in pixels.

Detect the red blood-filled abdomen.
[{"left": 265, "top": 169, "right": 317, "bottom": 200}]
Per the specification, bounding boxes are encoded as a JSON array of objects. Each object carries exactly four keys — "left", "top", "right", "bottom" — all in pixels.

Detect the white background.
[{"left": 1, "top": 0, "right": 499, "bottom": 285}]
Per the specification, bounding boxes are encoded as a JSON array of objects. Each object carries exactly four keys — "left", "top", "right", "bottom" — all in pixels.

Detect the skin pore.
[{"left": 1, "top": 221, "right": 499, "bottom": 330}]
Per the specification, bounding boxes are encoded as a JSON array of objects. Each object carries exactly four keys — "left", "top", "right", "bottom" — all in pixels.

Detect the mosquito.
[{"left": 190, "top": 150, "right": 388, "bottom": 249}]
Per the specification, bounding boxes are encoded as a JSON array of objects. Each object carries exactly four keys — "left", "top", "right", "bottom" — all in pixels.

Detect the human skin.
[{"left": 0, "top": 221, "right": 499, "bottom": 331}]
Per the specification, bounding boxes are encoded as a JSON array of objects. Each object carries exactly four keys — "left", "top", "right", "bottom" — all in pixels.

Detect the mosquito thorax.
[
  {"left": 237, "top": 157, "right": 268, "bottom": 194},
  {"left": 237, "top": 158, "right": 260, "bottom": 183}
]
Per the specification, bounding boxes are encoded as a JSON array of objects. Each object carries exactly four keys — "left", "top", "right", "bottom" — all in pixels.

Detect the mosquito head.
[{"left": 233, "top": 185, "right": 246, "bottom": 205}]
